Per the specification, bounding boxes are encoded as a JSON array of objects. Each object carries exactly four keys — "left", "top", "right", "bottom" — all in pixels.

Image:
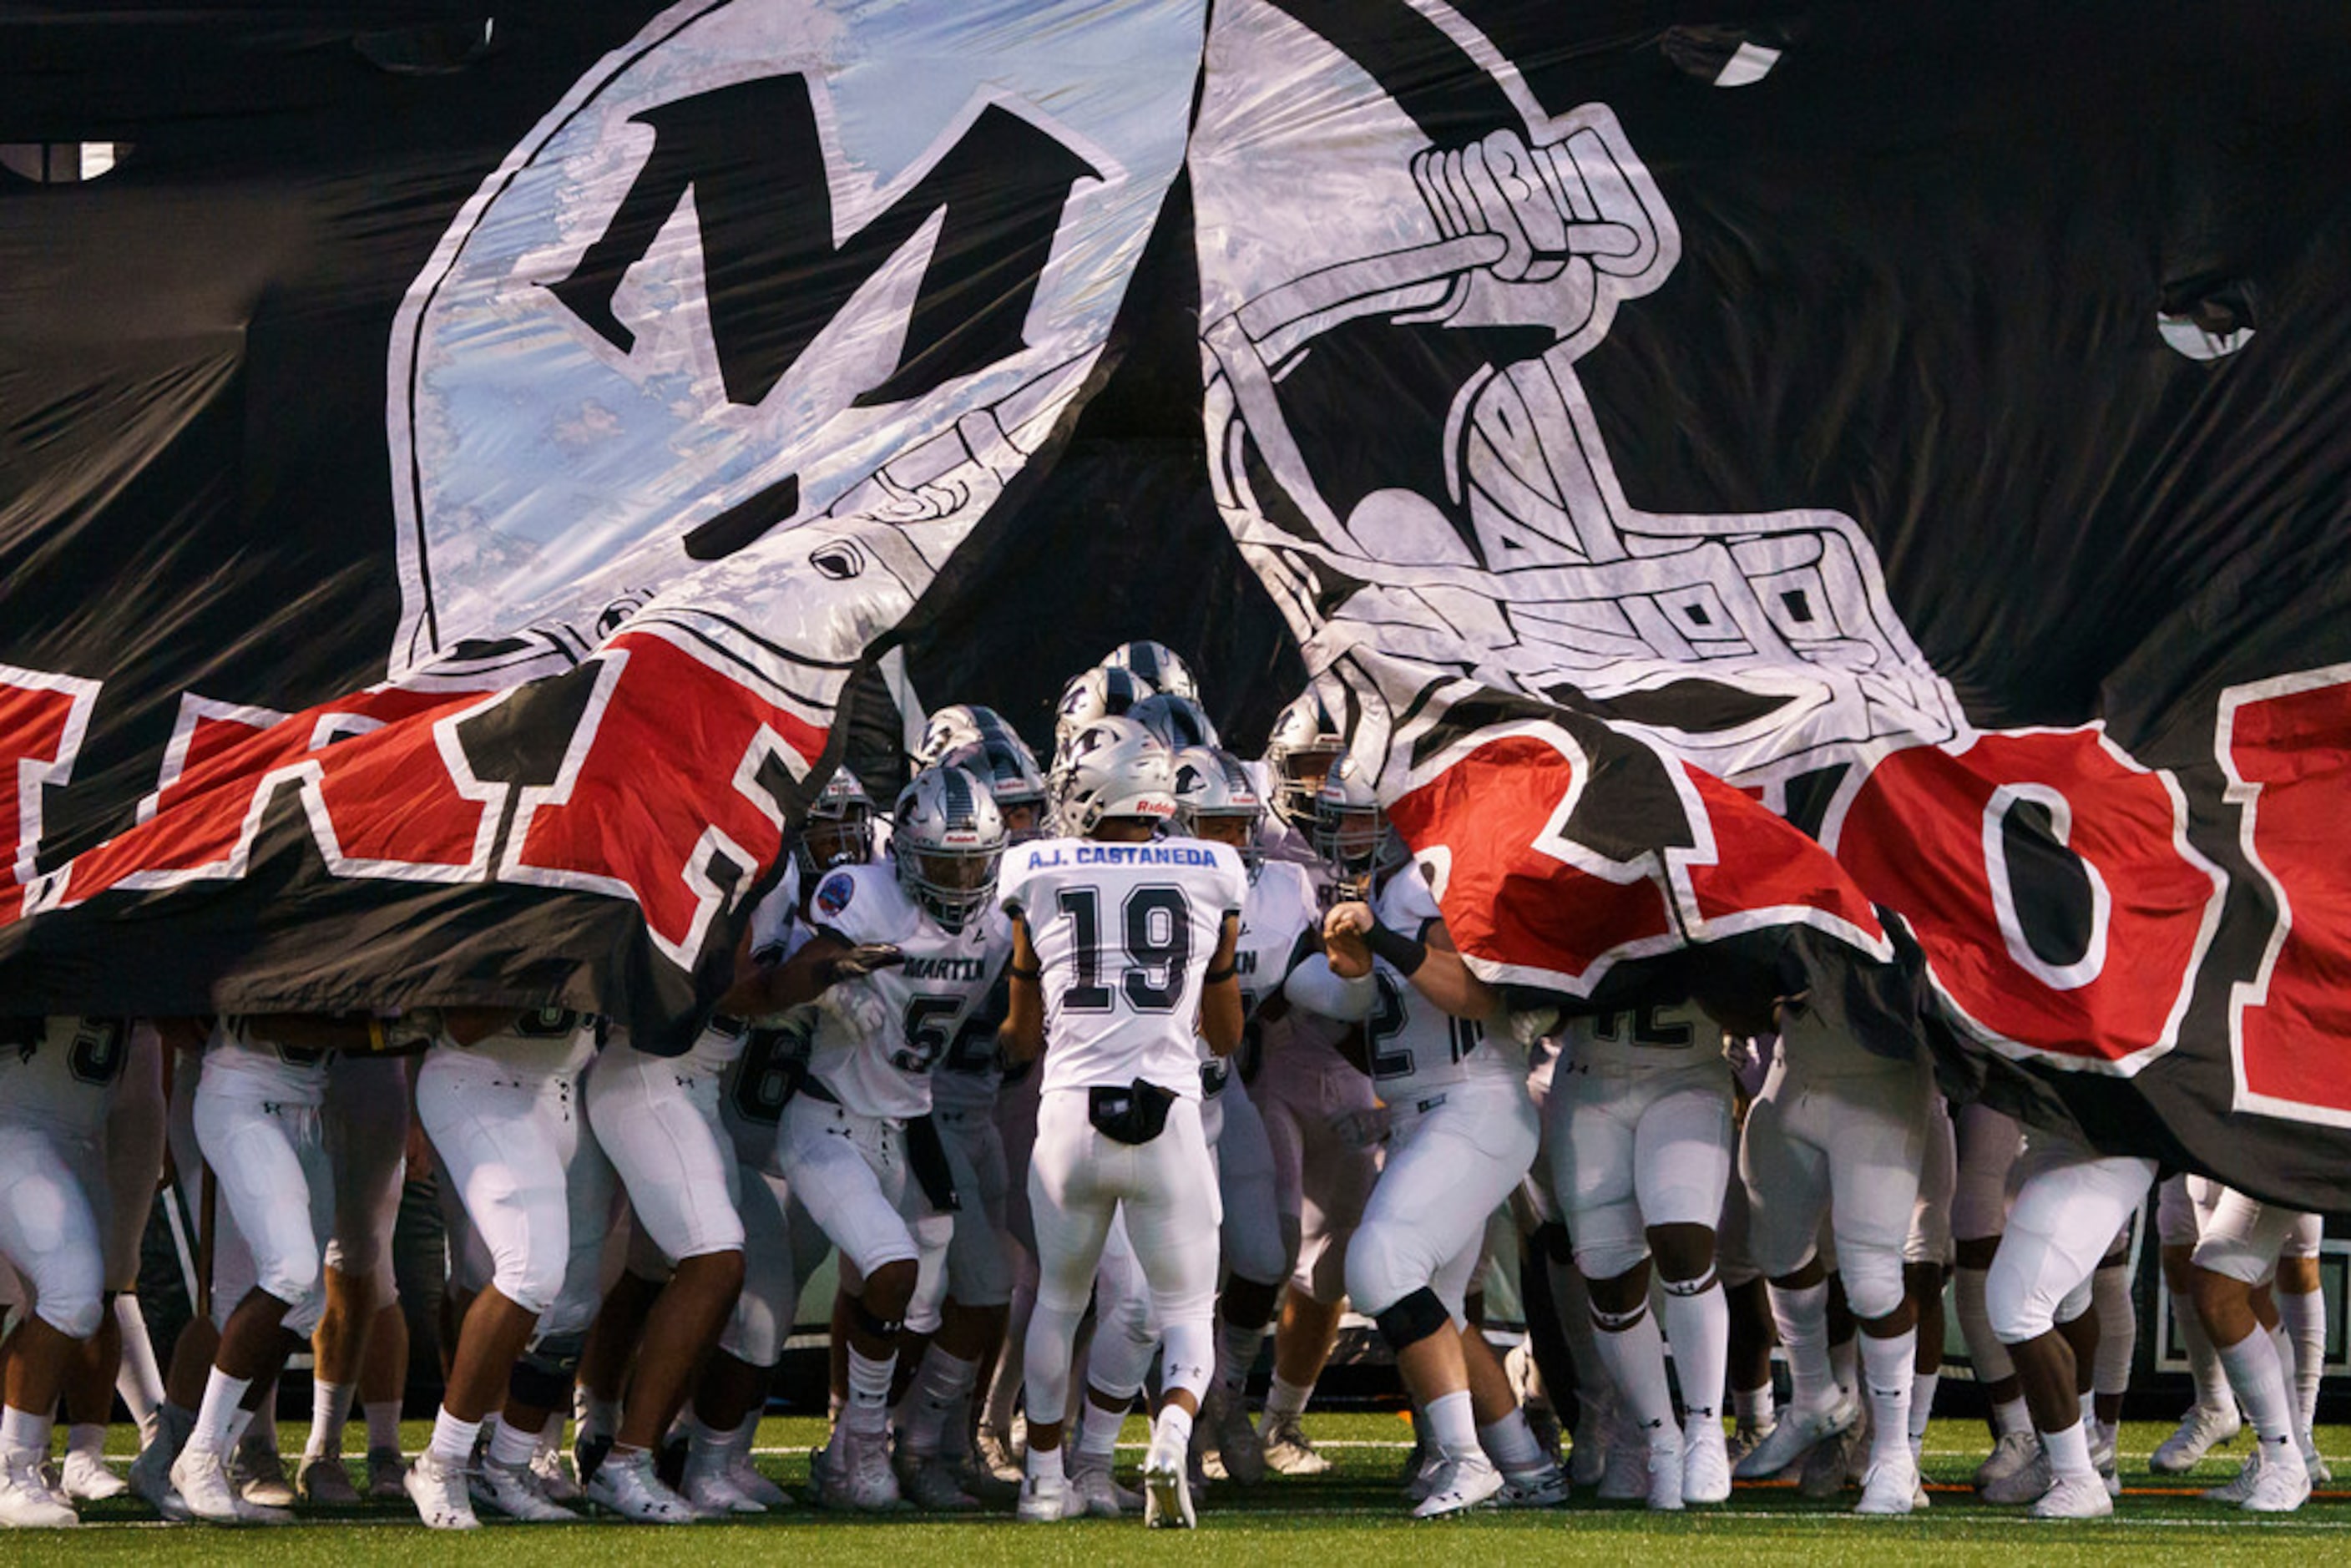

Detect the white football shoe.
[
  {"left": 1646, "top": 1436, "right": 1685, "bottom": 1512},
  {"left": 1412, "top": 1454, "right": 1504, "bottom": 1519},
  {"left": 583, "top": 1447, "right": 696, "bottom": 1524},
  {"left": 1974, "top": 1429, "right": 2041, "bottom": 1493},
  {"left": 1682, "top": 1421, "right": 1732, "bottom": 1505},
  {"left": 404, "top": 1449, "right": 481, "bottom": 1530},
  {"left": 1142, "top": 1422, "right": 1196, "bottom": 1530},
  {"left": 2240, "top": 1444, "right": 2313, "bottom": 1514},
  {"left": 1016, "top": 1468, "right": 1074, "bottom": 1523},
  {"left": 2149, "top": 1404, "right": 2240, "bottom": 1474},
  {"left": 1733, "top": 1389, "right": 1858, "bottom": 1480},
  {"left": 473, "top": 1454, "right": 579, "bottom": 1521},
  {"left": 60, "top": 1449, "right": 128, "bottom": 1502},
  {"left": 1853, "top": 1452, "right": 1920, "bottom": 1516},
  {"left": 0, "top": 1455, "right": 77, "bottom": 1529},
  {"left": 2030, "top": 1471, "right": 2114, "bottom": 1519},
  {"left": 1260, "top": 1414, "right": 1332, "bottom": 1477}
]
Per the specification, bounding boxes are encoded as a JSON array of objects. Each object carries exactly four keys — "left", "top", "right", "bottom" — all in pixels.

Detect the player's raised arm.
[{"left": 1322, "top": 903, "right": 1494, "bottom": 1019}]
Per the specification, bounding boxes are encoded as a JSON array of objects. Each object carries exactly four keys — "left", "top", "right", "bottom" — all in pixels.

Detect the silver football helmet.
[
  {"left": 937, "top": 731, "right": 1049, "bottom": 842},
  {"left": 1264, "top": 690, "right": 1347, "bottom": 827},
  {"left": 793, "top": 768, "right": 876, "bottom": 880},
  {"left": 1130, "top": 691, "right": 1221, "bottom": 753},
  {"left": 914, "top": 702, "right": 1021, "bottom": 770},
  {"left": 1099, "top": 639, "right": 1199, "bottom": 701},
  {"left": 890, "top": 764, "right": 1007, "bottom": 931},
  {"left": 1050, "top": 714, "right": 1177, "bottom": 834},
  {"left": 1171, "top": 745, "right": 1264, "bottom": 874},
  {"left": 1054, "top": 665, "right": 1153, "bottom": 763},
  {"left": 1312, "top": 754, "right": 1408, "bottom": 884}
]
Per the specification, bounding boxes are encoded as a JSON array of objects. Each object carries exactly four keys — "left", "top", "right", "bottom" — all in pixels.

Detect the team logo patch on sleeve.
[{"left": 816, "top": 873, "right": 855, "bottom": 918}]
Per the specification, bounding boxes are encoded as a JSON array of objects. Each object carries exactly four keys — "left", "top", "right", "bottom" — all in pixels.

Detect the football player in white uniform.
[
  {"left": 1172, "top": 746, "right": 1316, "bottom": 1485},
  {"left": 2149, "top": 1176, "right": 2239, "bottom": 1471},
  {"left": 1980, "top": 1129, "right": 2155, "bottom": 1518},
  {"left": 1246, "top": 693, "right": 1372, "bottom": 1472},
  {"left": 999, "top": 715, "right": 1246, "bottom": 1529},
  {"left": 1545, "top": 996, "right": 1736, "bottom": 1508},
  {"left": 0, "top": 1016, "right": 129, "bottom": 1526},
  {"left": 578, "top": 1003, "right": 752, "bottom": 1522},
  {"left": 169, "top": 1013, "right": 436, "bottom": 1523},
  {"left": 297, "top": 1054, "right": 410, "bottom": 1505},
  {"left": 684, "top": 776, "right": 874, "bottom": 1515},
  {"left": 2187, "top": 1187, "right": 2321, "bottom": 1511},
  {"left": 1309, "top": 760, "right": 1560, "bottom": 1518},
  {"left": 754, "top": 765, "right": 1009, "bottom": 1511},
  {"left": 405, "top": 1008, "right": 614, "bottom": 1528},
  {"left": 1732, "top": 994, "right": 1934, "bottom": 1515}
]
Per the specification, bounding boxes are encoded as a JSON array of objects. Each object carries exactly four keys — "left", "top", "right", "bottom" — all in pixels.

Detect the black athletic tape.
[
  {"left": 1372, "top": 1287, "right": 1452, "bottom": 1352},
  {"left": 1204, "top": 964, "right": 1236, "bottom": 984},
  {"left": 848, "top": 1295, "right": 902, "bottom": 1342},
  {"left": 1362, "top": 923, "right": 1428, "bottom": 977}
]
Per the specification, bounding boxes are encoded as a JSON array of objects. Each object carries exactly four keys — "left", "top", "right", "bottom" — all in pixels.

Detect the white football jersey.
[
  {"left": 0, "top": 1016, "right": 129, "bottom": 1132},
  {"left": 748, "top": 862, "right": 805, "bottom": 967},
  {"left": 1560, "top": 999, "right": 1716, "bottom": 1073},
  {"left": 928, "top": 972, "right": 1011, "bottom": 1116},
  {"left": 1213, "top": 859, "right": 1319, "bottom": 1093},
  {"left": 805, "top": 862, "right": 1009, "bottom": 1121},
  {"left": 999, "top": 837, "right": 1249, "bottom": 1098},
  {"left": 204, "top": 1016, "right": 335, "bottom": 1104},
  {"left": 464, "top": 1007, "right": 599, "bottom": 1079},
  {"left": 1363, "top": 863, "right": 1518, "bottom": 1102}
]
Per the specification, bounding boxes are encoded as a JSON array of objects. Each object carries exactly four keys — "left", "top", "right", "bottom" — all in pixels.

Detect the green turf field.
[{"left": 23, "top": 1414, "right": 2350, "bottom": 1564}]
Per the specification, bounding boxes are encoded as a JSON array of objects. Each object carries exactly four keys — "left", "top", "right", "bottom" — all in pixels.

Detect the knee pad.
[
  {"left": 1372, "top": 1287, "right": 1452, "bottom": 1353},
  {"left": 848, "top": 1293, "right": 903, "bottom": 1343},
  {"left": 511, "top": 1336, "right": 584, "bottom": 1410},
  {"left": 34, "top": 1287, "right": 104, "bottom": 1343},
  {"left": 1838, "top": 1247, "right": 1905, "bottom": 1323}
]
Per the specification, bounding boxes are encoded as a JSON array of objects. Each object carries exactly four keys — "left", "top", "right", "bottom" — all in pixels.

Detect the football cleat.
[
  {"left": 1016, "top": 1469, "right": 1074, "bottom": 1523},
  {"left": 583, "top": 1448, "right": 696, "bottom": 1524},
  {"left": 473, "top": 1454, "right": 578, "bottom": 1522},
  {"left": 404, "top": 1449, "right": 481, "bottom": 1530},
  {"left": 1142, "top": 1424, "right": 1196, "bottom": 1530},
  {"left": 2029, "top": 1471, "right": 2114, "bottom": 1519},
  {"left": 59, "top": 1450, "right": 128, "bottom": 1503},
  {"left": 1499, "top": 1461, "right": 1570, "bottom": 1508},
  {"left": 2149, "top": 1404, "right": 2241, "bottom": 1474},
  {"left": 228, "top": 1442, "right": 296, "bottom": 1509},
  {"left": 1682, "top": 1422, "right": 1732, "bottom": 1505},
  {"left": 1260, "top": 1415, "right": 1332, "bottom": 1477},
  {"left": 365, "top": 1447, "right": 410, "bottom": 1501},
  {"left": 1412, "top": 1454, "right": 1504, "bottom": 1518},
  {"left": 1853, "top": 1454, "right": 1919, "bottom": 1516},
  {"left": 0, "top": 1456, "right": 77, "bottom": 1529},
  {"left": 1733, "top": 1390, "right": 1858, "bottom": 1480},
  {"left": 295, "top": 1454, "right": 359, "bottom": 1505}
]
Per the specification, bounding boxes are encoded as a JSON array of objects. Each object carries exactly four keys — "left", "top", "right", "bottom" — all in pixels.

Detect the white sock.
[
  {"left": 1908, "top": 1372, "right": 1938, "bottom": 1444},
  {"left": 2279, "top": 1287, "right": 2327, "bottom": 1432},
  {"left": 1423, "top": 1389, "right": 1481, "bottom": 1465},
  {"left": 2091, "top": 1265, "right": 2136, "bottom": 1397},
  {"left": 1993, "top": 1394, "right": 2031, "bottom": 1439},
  {"left": 1264, "top": 1373, "right": 1315, "bottom": 1424},
  {"left": 365, "top": 1399, "right": 404, "bottom": 1454},
  {"left": 1024, "top": 1440, "right": 1064, "bottom": 1485},
  {"left": 1478, "top": 1408, "right": 1545, "bottom": 1474},
  {"left": 190, "top": 1368, "right": 253, "bottom": 1454},
  {"left": 1216, "top": 1317, "right": 1266, "bottom": 1404},
  {"left": 2217, "top": 1329, "right": 2297, "bottom": 1445},
  {"left": 488, "top": 1416, "right": 539, "bottom": 1468},
  {"left": 1590, "top": 1305, "right": 1676, "bottom": 1438},
  {"left": 579, "top": 1393, "right": 620, "bottom": 1444},
  {"left": 1660, "top": 1272, "right": 1729, "bottom": 1424},
  {"left": 68, "top": 1421, "right": 107, "bottom": 1461},
  {"left": 225, "top": 1404, "right": 257, "bottom": 1452},
  {"left": 1858, "top": 1330, "right": 1916, "bottom": 1466},
  {"left": 304, "top": 1380, "right": 355, "bottom": 1462},
  {"left": 1076, "top": 1395, "right": 1125, "bottom": 1464},
  {"left": 845, "top": 1348, "right": 895, "bottom": 1438},
  {"left": 114, "top": 1295, "right": 166, "bottom": 1442},
  {"left": 2268, "top": 1323, "right": 2298, "bottom": 1424},
  {"left": 1732, "top": 1383, "right": 1775, "bottom": 1430},
  {"left": 901, "top": 1348, "right": 981, "bottom": 1459},
  {"left": 1154, "top": 1403, "right": 1195, "bottom": 1457},
  {"left": 0, "top": 1405, "right": 51, "bottom": 1463},
  {"left": 2043, "top": 1417, "right": 2094, "bottom": 1480},
  {"left": 2169, "top": 1289, "right": 2232, "bottom": 1414},
  {"left": 243, "top": 1395, "right": 276, "bottom": 1453},
  {"left": 1767, "top": 1280, "right": 1836, "bottom": 1413},
  {"left": 428, "top": 1408, "right": 481, "bottom": 1463},
  {"left": 1828, "top": 1334, "right": 1858, "bottom": 1400}
]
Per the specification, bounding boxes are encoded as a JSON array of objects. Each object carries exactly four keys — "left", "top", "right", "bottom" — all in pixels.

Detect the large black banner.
[{"left": 6, "top": 2, "right": 2351, "bottom": 1202}]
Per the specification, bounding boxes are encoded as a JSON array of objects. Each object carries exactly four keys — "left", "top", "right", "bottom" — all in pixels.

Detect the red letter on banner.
[
  {"left": 1832, "top": 729, "right": 2222, "bottom": 1072},
  {"left": 0, "top": 665, "right": 102, "bottom": 922},
  {"left": 503, "top": 632, "right": 828, "bottom": 970},
  {"left": 2217, "top": 668, "right": 2351, "bottom": 1123}
]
